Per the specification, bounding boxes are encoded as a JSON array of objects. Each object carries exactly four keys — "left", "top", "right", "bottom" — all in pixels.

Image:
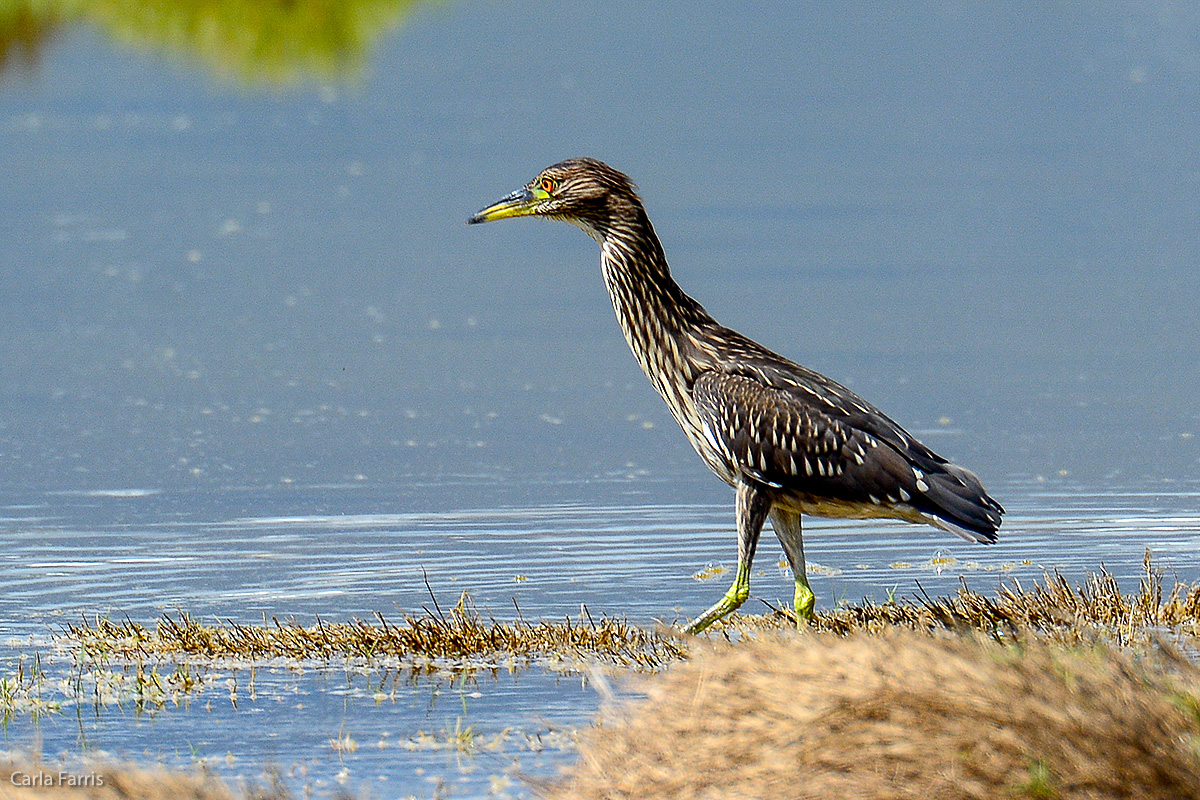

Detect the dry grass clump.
[
  {"left": 66, "top": 592, "right": 686, "bottom": 671},
  {"left": 0, "top": 758, "right": 288, "bottom": 800},
  {"left": 554, "top": 630, "right": 1200, "bottom": 800},
  {"left": 729, "top": 553, "right": 1200, "bottom": 651}
]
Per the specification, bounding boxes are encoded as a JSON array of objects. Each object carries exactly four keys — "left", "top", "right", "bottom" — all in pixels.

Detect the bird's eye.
[{"left": 539, "top": 176, "right": 557, "bottom": 194}]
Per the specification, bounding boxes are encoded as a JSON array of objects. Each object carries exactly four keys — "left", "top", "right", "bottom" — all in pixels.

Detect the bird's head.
[{"left": 468, "top": 158, "right": 642, "bottom": 241}]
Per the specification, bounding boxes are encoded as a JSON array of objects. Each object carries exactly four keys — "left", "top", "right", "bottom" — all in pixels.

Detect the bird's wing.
[{"left": 690, "top": 368, "right": 1002, "bottom": 542}]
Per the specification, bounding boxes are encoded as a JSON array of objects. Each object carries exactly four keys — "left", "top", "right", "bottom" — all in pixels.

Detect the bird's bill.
[{"left": 467, "top": 187, "right": 539, "bottom": 224}]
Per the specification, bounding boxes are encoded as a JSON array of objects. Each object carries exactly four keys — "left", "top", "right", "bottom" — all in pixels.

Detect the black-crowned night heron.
[{"left": 469, "top": 158, "right": 1003, "bottom": 633}]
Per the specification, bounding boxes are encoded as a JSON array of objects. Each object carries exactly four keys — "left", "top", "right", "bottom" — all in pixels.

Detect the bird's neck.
[{"left": 591, "top": 208, "right": 716, "bottom": 388}]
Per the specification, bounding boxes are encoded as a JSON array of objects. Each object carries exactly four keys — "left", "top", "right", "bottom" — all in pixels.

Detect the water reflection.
[{"left": 0, "top": 0, "right": 428, "bottom": 85}]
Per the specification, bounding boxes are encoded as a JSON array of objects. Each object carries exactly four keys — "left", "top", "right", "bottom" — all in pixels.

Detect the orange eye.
[{"left": 539, "top": 176, "right": 556, "bottom": 193}]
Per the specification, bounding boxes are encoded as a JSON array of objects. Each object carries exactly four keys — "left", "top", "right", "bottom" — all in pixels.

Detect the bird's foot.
[
  {"left": 684, "top": 565, "right": 751, "bottom": 634},
  {"left": 684, "top": 587, "right": 748, "bottom": 634}
]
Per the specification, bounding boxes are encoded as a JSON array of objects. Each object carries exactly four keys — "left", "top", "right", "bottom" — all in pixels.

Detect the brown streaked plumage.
[{"left": 469, "top": 158, "right": 1003, "bottom": 633}]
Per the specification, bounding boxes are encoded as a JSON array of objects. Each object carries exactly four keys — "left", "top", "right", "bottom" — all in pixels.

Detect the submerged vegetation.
[{"left": 0, "top": 655, "right": 61, "bottom": 723}]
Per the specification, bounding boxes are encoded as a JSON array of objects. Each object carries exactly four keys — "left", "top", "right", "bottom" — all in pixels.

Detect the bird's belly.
[{"left": 775, "top": 491, "right": 927, "bottom": 525}]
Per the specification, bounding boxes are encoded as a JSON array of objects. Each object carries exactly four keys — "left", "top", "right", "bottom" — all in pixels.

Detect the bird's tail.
[{"left": 920, "top": 462, "right": 1004, "bottom": 544}]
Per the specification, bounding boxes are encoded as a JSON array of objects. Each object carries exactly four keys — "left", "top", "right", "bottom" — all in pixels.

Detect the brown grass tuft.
[
  {"left": 553, "top": 630, "right": 1200, "bottom": 800},
  {"left": 725, "top": 553, "right": 1200, "bottom": 652},
  {"left": 66, "top": 592, "right": 686, "bottom": 671},
  {"left": 60, "top": 558, "right": 1200, "bottom": 677}
]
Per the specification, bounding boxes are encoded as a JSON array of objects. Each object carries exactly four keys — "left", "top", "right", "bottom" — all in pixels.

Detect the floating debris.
[{"left": 691, "top": 563, "right": 728, "bottom": 581}]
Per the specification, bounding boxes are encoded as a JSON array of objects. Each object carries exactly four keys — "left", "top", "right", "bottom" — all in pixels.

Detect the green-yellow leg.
[
  {"left": 684, "top": 482, "right": 771, "bottom": 635},
  {"left": 771, "top": 507, "right": 815, "bottom": 626},
  {"left": 793, "top": 570, "right": 815, "bottom": 623}
]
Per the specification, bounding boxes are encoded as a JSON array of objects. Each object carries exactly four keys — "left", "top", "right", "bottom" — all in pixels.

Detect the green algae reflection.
[{"left": 0, "top": 0, "right": 429, "bottom": 86}]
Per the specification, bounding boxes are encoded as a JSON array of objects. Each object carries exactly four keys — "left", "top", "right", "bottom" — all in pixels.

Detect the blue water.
[{"left": 2, "top": 2, "right": 1199, "bottom": 797}]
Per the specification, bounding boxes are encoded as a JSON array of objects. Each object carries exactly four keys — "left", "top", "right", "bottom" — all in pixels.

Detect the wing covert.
[{"left": 690, "top": 369, "right": 1001, "bottom": 541}]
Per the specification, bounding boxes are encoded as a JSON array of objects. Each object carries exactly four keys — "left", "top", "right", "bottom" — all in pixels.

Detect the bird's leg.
[
  {"left": 769, "top": 507, "right": 815, "bottom": 626},
  {"left": 684, "top": 482, "right": 771, "bottom": 634}
]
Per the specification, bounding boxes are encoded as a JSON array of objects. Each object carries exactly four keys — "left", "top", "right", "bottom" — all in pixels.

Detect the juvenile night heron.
[{"left": 469, "top": 158, "right": 1003, "bottom": 633}]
